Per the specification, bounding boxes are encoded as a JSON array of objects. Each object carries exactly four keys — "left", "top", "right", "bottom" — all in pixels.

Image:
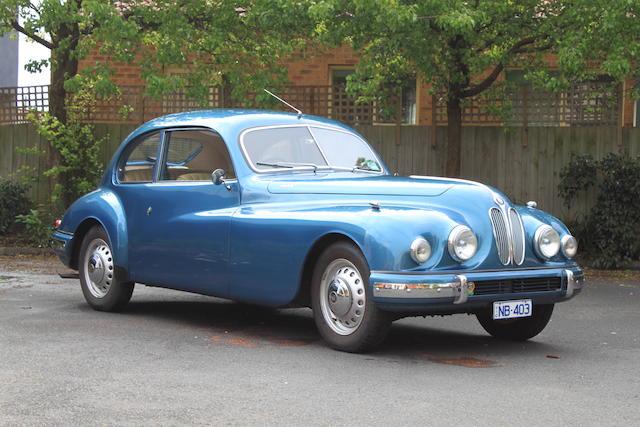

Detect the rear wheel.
[
  {"left": 311, "top": 242, "right": 391, "bottom": 353},
  {"left": 79, "top": 226, "right": 134, "bottom": 312},
  {"left": 476, "top": 304, "right": 554, "bottom": 341}
]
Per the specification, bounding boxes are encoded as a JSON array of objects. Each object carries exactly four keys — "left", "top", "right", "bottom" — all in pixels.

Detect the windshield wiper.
[
  {"left": 256, "top": 162, "right": 293, "bottom": 168},
  {"left": 256, "top": 161, "right": 319, "bottom": 172},
  {"left": 352, "top": 166, "right": 381, "bottom": 174}
]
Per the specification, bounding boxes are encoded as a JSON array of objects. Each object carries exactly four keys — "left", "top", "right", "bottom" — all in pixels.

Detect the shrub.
[
  {"left": 558, "top": 153, "right": 640, "bottom": 269},
  {"left": 0, "top": 179, "right": 32, "bottom": 235},
  {"left": 15, "top": 209, "right": 55, "bottom": 248}
]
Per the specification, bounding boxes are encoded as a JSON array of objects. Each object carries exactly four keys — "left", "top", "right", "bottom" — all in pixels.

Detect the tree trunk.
[
  {"left": 445, "top": 96, "right": 462, "bottom": 177},
  {"left": 47, "top": 24, "right": 79, "bottom": 208}
]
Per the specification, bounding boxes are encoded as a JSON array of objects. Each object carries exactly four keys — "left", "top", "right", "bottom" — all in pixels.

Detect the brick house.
[
  {"left": 77, "top": 43, "right": 637, "bottom": 128},
  {"left": 1, "top": 44, "right": 636, "bottom": 128}
]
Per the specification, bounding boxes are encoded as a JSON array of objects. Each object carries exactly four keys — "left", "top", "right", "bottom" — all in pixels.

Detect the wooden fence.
[{"left": 2, "top": 123, "right": 638, "bottom": 221}]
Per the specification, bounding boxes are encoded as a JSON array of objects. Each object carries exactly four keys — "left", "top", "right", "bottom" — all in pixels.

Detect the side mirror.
[
  {"left": 212, "top": 168, "right": 232, "bottom": 191},
  {"left": 211, "top": 168, "right": 226, "bottom": 185}
]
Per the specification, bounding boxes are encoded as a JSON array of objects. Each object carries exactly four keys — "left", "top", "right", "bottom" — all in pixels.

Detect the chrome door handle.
[{"left": 146, "top": 206, "right": 152, "bottom": 216}]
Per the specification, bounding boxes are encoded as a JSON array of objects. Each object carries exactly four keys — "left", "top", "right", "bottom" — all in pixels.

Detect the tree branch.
[
  {"left": 461, "top": 63, "right": 504, "bottom": 98},
  {"left": 11, "top": 20, "right": 54, "bottom": 49},
  {"left": 29, "top": 2, "right": 41, "bottom": 15},
  {"left": 462, "top": 35, "right": 549, "bottom": 98}
]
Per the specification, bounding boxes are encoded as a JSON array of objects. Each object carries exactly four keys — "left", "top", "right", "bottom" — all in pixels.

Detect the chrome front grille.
[
  {"left": 509, "top": 208, "right": 525, "bottom": 265},
  {"left": 489, "top": 208, "right": 510, "bottom": 265},
  {"left": 489, "top": 206, "right": 526, "bottom": 265}
]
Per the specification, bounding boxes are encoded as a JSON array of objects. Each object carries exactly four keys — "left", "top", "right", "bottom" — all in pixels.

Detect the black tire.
[
  {"left": 311, "top": 241, "right": 391, "bottom": 353},
  {"left": 78, "top": 226, "right": 134, "bottom": 312},
  {"left": 476, "top": 304, "right": 554, "bottom": 341}
]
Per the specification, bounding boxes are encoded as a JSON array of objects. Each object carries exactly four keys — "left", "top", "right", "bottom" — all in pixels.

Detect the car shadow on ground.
[{"left": 110, "top": 296, "right": 561, "bottom": 364}]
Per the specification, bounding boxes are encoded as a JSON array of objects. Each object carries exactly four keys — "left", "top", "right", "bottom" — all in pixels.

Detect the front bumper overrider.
[{"left": 370, "top": 266, "right": 583, "bottom": 313}]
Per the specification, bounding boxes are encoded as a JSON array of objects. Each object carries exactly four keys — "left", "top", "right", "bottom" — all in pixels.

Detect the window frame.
[
  {"left": 115, "top": 130, "right": 164, "bottom": 185},
  {"left": 156, "top": 127, "right": 237, "bottom": 183},
  {"left": 238, "top": 124, "right": 385, "bottom": 175},
  {"left": 115, "top": 127, "right": 238, "bottom": 185}
]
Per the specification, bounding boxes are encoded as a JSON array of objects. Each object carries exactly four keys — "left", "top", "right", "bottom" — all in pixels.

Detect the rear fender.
[{"left": 61, "top": 190, "right": 129, "bottom": 274}]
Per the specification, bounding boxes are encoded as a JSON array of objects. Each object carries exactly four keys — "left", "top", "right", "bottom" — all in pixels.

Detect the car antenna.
[{"left": 264, "top": 89, "right": 303, "bottom": 119}]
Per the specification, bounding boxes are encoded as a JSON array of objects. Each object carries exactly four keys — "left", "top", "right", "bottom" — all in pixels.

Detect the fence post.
[
  {"left": 140, "top": 88, "right": 145, "bottom": 124},
  {"left": 617, "top": 83, "right": 623, "bottom": 147},
  {"left": 395, "top": 91, "right": 402, "bottom": 146},
  {"left": 431, "top": 94, "right": 437, "bottom": 147},
  {"left": 522, "top": 84, "right": 529, "bottom": 147}
]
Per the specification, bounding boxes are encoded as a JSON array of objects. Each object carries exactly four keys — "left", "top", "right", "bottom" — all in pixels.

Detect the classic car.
[{"left": 52, "top": 109, "right": 583, "bottom": 352}]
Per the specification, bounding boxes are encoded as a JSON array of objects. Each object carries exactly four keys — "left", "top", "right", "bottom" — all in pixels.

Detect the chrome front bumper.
[{"left": 372, "top": 268, "right": 583, "bottom": 303}]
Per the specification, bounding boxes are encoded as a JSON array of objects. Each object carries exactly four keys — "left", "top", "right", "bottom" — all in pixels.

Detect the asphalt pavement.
[{"left": 0, "top": 256, "right": 639, "bottom": 426}]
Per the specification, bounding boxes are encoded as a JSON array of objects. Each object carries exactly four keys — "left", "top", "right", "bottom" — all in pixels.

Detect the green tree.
[
  {"left": 308, "top": 0, "right": 640, "bottom": 177},
  {"left": 0, "top": 0, "right": 309, "bottom": 206}
]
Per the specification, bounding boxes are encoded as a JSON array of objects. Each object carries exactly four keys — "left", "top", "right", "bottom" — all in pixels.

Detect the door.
[{"left": 115, "top": 128, "right": 239, "bottom": 296}]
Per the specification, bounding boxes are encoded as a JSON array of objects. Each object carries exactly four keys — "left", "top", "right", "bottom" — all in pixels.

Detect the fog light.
[
  {"left": 410, "top": 237, "right": 431, "bottom": 264},
  {"left": 561, "top": 235, "right": 577, "bottom": 258}
]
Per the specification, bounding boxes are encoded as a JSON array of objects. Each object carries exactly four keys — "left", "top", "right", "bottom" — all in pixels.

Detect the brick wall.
[{"left": 78, "top": 45, "right": 635, "bottom": 127}]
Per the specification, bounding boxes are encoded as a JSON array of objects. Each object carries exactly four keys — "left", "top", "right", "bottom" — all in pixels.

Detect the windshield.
[{"left": 241, "top": 125, "right": 383, "bottom": 173}]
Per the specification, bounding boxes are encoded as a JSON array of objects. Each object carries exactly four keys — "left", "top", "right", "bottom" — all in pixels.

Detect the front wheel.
[
  {"left": 311, "top": 242, "right": 391, "bottom": 353},
  {"left": 79, "top": 226, "right": 134, "bottom": 312},
  {"left": 476, "top": 304, "right": 554, "bottom": 341}
]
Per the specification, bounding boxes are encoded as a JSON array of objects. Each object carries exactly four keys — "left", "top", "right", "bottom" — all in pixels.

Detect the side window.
[
  {"left": 117, "top": 133, "right": 161, "bottom": 183},
  {"left": 159, "top": 130, "right": 235, "bottom": 181}
]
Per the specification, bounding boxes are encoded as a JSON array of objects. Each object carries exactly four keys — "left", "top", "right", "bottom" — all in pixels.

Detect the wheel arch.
[
  {"left": 69, "top": 217, "right": 104, "bottom": 270},
  {"left": 294, "top": 232, "right": 365, "bottom": 307}
]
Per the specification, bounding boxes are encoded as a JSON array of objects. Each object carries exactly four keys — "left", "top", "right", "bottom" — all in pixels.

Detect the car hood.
[{"left": 266, "top": 175, "right": 487, "bottom": 198}]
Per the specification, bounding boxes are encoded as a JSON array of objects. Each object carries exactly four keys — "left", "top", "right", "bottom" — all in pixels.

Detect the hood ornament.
[{"left": 494, "top": 196, "right": 504, "bottom": 206}]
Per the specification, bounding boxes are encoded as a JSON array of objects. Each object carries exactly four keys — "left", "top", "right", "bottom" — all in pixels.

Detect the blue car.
[{"left": 52, "top": 110, "right": 583, "bottom": 352}]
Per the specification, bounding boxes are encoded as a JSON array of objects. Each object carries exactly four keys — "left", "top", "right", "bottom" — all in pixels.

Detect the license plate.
[{"left": 493, "top": 299, "right": 532, "bottom": 320}]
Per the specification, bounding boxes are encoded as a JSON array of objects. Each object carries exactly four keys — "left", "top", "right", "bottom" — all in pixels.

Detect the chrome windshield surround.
[{"left": 238, "top": 124, "right": 385, "bottom": 175}]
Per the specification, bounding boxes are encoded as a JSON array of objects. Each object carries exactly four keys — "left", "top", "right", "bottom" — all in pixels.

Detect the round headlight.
[
  {"left": 410, "top": 237, "right": 431, "bottom": 264},
  {"left": 561, "top": 235, "right": 578, "bottom": 258},
  {"left": 534, "top": 225, "right": 560, "bottom": 259},
  {"left": 448, "top": 225, "right": 478, "bottom": 262}
]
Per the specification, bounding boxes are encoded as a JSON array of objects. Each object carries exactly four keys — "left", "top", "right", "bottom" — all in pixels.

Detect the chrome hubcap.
[
  {"left": 83, "top": 238, "right": 114, "bottom": 298},
  {"left": 319, "top": 259, "right": 366, "bottom": 335}
]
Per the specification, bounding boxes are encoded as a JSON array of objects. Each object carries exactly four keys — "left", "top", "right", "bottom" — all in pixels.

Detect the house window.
[
  {"left": 505, "top": 70, "right": 560, "bottom": 126},
  {"left": 330, "top": 68, "right": 417, "bottom": 125}
]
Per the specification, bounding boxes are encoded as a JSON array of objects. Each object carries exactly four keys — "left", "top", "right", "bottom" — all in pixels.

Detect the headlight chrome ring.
[
  {"left": 561, "top": 234, "right": 578, "bottom": 259},
  {"left": 410, "top": 237, "right": 431, "bottom": 264},
  {"left": 534, "top": 225, "right": 561, "bottom": 259},
  {"left": 448, "top": 225, "right": 478, "bottom": 262}
]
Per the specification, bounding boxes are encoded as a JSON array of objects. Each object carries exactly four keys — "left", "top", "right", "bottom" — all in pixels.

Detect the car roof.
[{"left": 127, "top": 109, "right": 354, "bottom": 142}]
